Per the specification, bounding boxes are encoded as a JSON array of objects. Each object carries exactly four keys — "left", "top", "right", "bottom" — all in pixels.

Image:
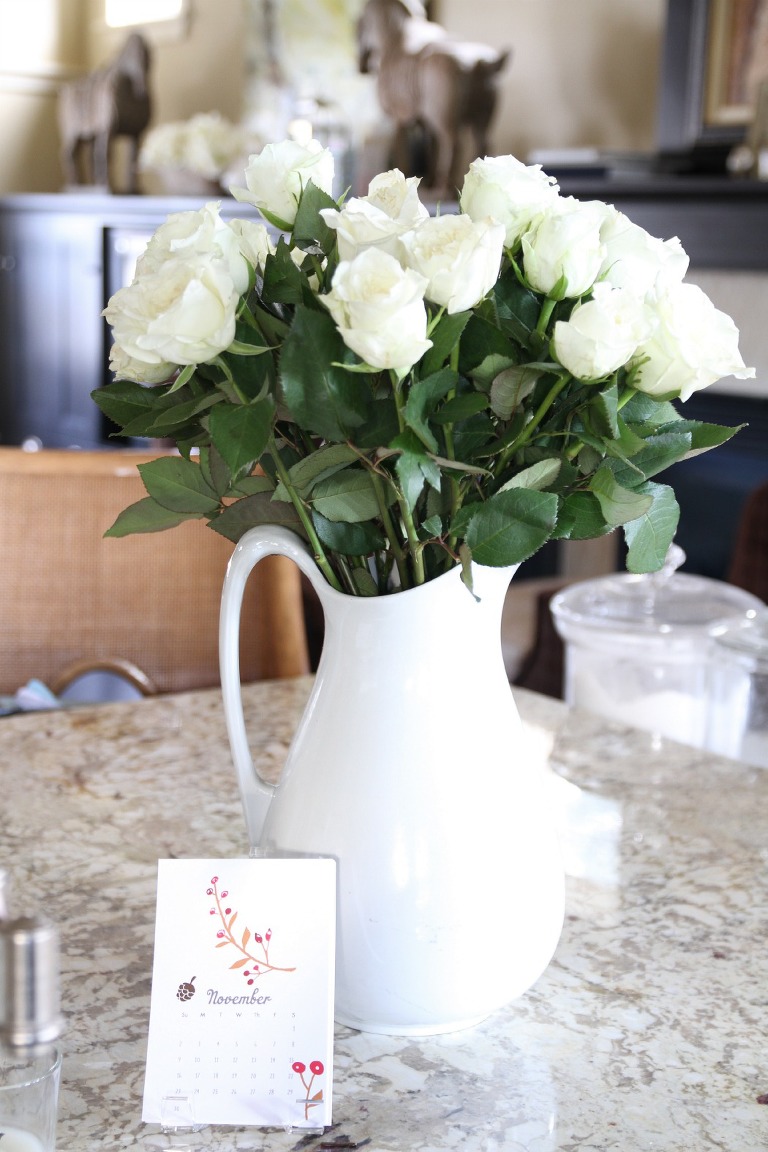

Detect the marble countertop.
[{"left": 1, "top": 679, "right": 766, "bottom": 1150}]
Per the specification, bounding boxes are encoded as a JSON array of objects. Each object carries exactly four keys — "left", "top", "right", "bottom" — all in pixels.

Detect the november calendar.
[{"left": 142, "top": 857, "right": 336, "bottom": 1130}]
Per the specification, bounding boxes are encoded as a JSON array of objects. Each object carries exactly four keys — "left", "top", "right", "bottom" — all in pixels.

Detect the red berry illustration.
[
  {"left": 310, "top": 1060, "right": 324, "bottom": 1075},
  {"left": 292, "top": 1061, "right": 306, "bottom": 1074}
]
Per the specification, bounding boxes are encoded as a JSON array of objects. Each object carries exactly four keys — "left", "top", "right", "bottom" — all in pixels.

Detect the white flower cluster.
[
  {"left": 109, "top": 138, "right": 754, "bottom": 400},
  {"left": 139, "top": 113, "right": 258, "bottom": 181},
  {"left": 460, "top": 154, "right": 753, "bottom": 398},
  {"left": 104, "top": 203, "right": 256, "bottom": 382}
]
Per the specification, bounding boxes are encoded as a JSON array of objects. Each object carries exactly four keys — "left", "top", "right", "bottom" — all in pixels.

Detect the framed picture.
[{"left": 656, "top": 0, "right": 767, "bottom": 162}]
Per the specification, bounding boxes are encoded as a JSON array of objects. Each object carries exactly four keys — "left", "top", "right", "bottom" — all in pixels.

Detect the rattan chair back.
[{"left": 0, "top": 447, "right": 309, "bottom": 697}]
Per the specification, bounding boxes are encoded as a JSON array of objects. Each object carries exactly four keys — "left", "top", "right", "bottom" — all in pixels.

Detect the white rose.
[
  {"left": 599, "top": 206, "right": 689, "bottom": 296},
  {"left": 321, "top": 248, "right": 432, "bottom": 373},
  {"left": 320, "top": 168, "right": 428, "bottom": 261},
  {"left": 522, "top": 197, "right": 606, "bottom": 299},
  {"left": 553, "top": 283, "right": 654, "bottom": 380},
  {"left": 137, "top": 201, "right": 249, "bottom": 295},
  {"left": 400, "top": 214, "right": 504, "bottom": 314},
  {"left": 459, "top": 154, "right": 560, "bottom": 247},
  {"left": 228, "top": 218, "right": 275, "bottom": 272},
  {"left": 104, "top": 253, "right": 240, "bottom": 367},
  {"left": 230, "top": 138, "right": 335, "bottom": 229},
  {"left": 108, "top": 342, "right": 175, "bottom": 385},
  {"left": 633, "top": 281, "right": 755, "bottom": 401}
]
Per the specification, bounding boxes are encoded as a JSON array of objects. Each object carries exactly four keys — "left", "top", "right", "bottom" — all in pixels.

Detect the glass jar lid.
[{"left": 551, "top": 545, "right": 763, "bottom": 638}]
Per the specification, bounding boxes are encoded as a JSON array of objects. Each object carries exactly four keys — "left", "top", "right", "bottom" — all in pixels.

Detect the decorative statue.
[
  {"left": 58, "top": 33, "right": 151, "bottom": 193},
  {"left": 357, "top": 0, "right": 509, "bottom": 195}
]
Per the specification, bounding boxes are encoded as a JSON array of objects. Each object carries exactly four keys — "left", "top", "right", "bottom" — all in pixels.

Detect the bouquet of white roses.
[{"left": 94, "top": 138, "right": 754, "bottom": 596}]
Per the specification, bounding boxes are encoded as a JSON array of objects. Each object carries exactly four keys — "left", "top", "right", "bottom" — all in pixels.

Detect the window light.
[{"left": 105, "top": 0, "right": 185, "bottom": 27}]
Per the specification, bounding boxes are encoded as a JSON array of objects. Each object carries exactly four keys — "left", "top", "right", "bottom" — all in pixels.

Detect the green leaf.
[
  {"left": 312, "top": 511, "right": 386, "bottom": 556},
  {"left": 453, "top": 413, "right": 496, "bottom": 461},
  {"left": 209, "top": 492, "right": 305, "bottom": 543},
  {"left": 609, "top": 431, "right": 692, "bottom": 485},
  {"left": 590, "top": 464, "right": 653, "bottom": 527},
  {"left": 350, "top": 566, "right": 380, "bottom": 595},
  {"left": 670, "top": 419, "right": 742, "bottom": 458},
  {"left": 241, "top": 201, "right": 292, "bottom": 232},
  {"left": 310, "top": 469, "right": 381, "bottom": 522},
  {"left": 587, "top": 384, "right": 619, "bottom": 440},
  {"left": 92, "top": 381, "right": 166, "bottom": 431},
  {"left": 621, "top": 392, "right": 680, "bottom": 428},
  {"left": 403, "top": 368, "right": 458, "bottom": 452},
  {"left": 499, "top": 458, "right": 561, "bottom": 492},
  {"left": 393, "top": 431, "right": 442, "bottom": 511},
  {"left": 624, "top": 483, "right": 680, "bottom": 572},
  {"left": 120, "top": 392, "right": 221, "bottom": 439},
  {"left": 493, "top": 267, "right": 540, "bottom": 347},
  {"left": 263, "top": 238, "right": 309, "bottom": 305},
  {"left": 352, "top": 398, "right": 402, "bottom": 450},
  {"left": 165, "top": 363, "right": 195, "bottom": 394},
  {"left": 227, "top": 339, "right": 274, "bottom": 357},
  {"left": 288, "top": 443, "right": 359, "bottom": 495},
  {"left": 137, "top": 456, "right": 220, "bottom": 515},
  {"left": 552, "top": 491, "right": 612, "bottom": 540},
  {"left": 465, "top": 489, "right": 558, "bottom": 566},
  {"left": 433, "top": 392, "right": 489, "bottom": 424},
  {"left": 490, "top": 365, "right": 543, "bottom": 420},
  {"left": 421, "top": 311, "right": 470, "bottom": 377},
  {"left": 613, "top": 416, "right": 649, "bottom": 458},
  {"left": 281, "top": 305, "right": 371, "bottom": 440},
  {"left": 198, "top": 444, "right": 233, "bottom": 499},
  {"left": 104, "top": 497, "right": 203, "bottom": 537},
  {"left": 208, "top": 397, "right": 275, "bottom": 476},
  {"left": 458, "top": 313, "right": 519, "bottom": 382},
  {"left": 292, "top": 180, "right": 338, "bottom": 254},
  {"left": 230, "top": 474, "right": 275, "bottom": 497}
]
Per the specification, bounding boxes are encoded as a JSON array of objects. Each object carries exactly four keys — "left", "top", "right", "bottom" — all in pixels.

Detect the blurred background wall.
[{"left": 0, "top": 0, "right": 665, "bottom": 194}]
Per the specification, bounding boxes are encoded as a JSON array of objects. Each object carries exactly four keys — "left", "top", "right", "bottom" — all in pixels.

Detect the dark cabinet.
[{"left": 0, "top": 192, "right": 258, "bottom": 449}]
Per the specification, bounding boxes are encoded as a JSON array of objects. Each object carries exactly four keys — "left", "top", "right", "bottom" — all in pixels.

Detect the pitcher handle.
[{"left": 219, "top": 524, "right": 329, "bottom": 846}]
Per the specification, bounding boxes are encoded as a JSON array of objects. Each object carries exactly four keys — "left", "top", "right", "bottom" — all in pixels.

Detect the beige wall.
[
  {"left": 0, "top": 0, "right": 85, "bottom": 192},
  {"left": 0, "top": 0, "right": 665, "bottom": 194},
  {"left": 438, "top": 0, "right": 666, "bottom": 159}
]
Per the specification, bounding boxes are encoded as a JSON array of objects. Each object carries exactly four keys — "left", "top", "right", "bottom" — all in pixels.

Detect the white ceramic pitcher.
[{"left": 220, "top": 524, "right": 564, "bottom": 1035}]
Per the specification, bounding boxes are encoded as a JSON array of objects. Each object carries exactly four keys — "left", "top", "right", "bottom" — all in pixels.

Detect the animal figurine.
[
  {"left": 58, "top": 33, "right": 151, "bottom": 192},
  {"left": 357, "top": 0, "right": 509, "bottom": 195}
]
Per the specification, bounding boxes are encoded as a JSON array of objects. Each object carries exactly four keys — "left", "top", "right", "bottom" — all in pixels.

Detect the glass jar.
[{"left": 550, "top": 547, "right": 763, "bottom": 747}]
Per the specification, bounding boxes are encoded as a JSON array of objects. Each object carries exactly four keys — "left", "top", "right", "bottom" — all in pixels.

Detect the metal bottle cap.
[{"left": 0, "top": 916, "right": 63, "bottom": 1046}]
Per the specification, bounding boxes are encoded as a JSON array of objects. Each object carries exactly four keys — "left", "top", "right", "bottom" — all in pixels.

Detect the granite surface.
[{"left": 0, "top": 678, "right": 766, "bottom": 1151}]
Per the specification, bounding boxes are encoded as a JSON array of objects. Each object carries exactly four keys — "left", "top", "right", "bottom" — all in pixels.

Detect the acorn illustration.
[{"left": 176, "top": 976, "right": 196, "bottom": 1002}]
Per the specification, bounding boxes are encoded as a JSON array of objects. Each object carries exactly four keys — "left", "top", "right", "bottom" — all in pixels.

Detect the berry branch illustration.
[
  {"left": 206, "top": 875, "right": 296, "bottom": 981},
  {"left": 292, "top": 1060, "right": 325, "bottom": 1120}
]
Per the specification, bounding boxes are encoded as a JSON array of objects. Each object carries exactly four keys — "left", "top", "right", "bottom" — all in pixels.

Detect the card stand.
[
  {"left": 155, "top": 1094, "right": 325, "bottom": 1146},
  {"left": 160, "top": 1094, "right": 203, "bottom": 1134}
]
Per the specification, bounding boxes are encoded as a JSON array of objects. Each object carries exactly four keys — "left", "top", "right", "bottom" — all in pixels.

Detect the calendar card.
[{"left": 142, "top": 857, "right": 336, "bottom": 1129}]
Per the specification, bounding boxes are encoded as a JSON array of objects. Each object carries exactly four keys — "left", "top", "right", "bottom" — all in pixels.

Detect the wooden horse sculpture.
[
  {"left": 58, "top": 33, "right": 151, "bottom": 192},
  {"left": 357, "top": 0, "right": 509, "bottom": 195}
]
